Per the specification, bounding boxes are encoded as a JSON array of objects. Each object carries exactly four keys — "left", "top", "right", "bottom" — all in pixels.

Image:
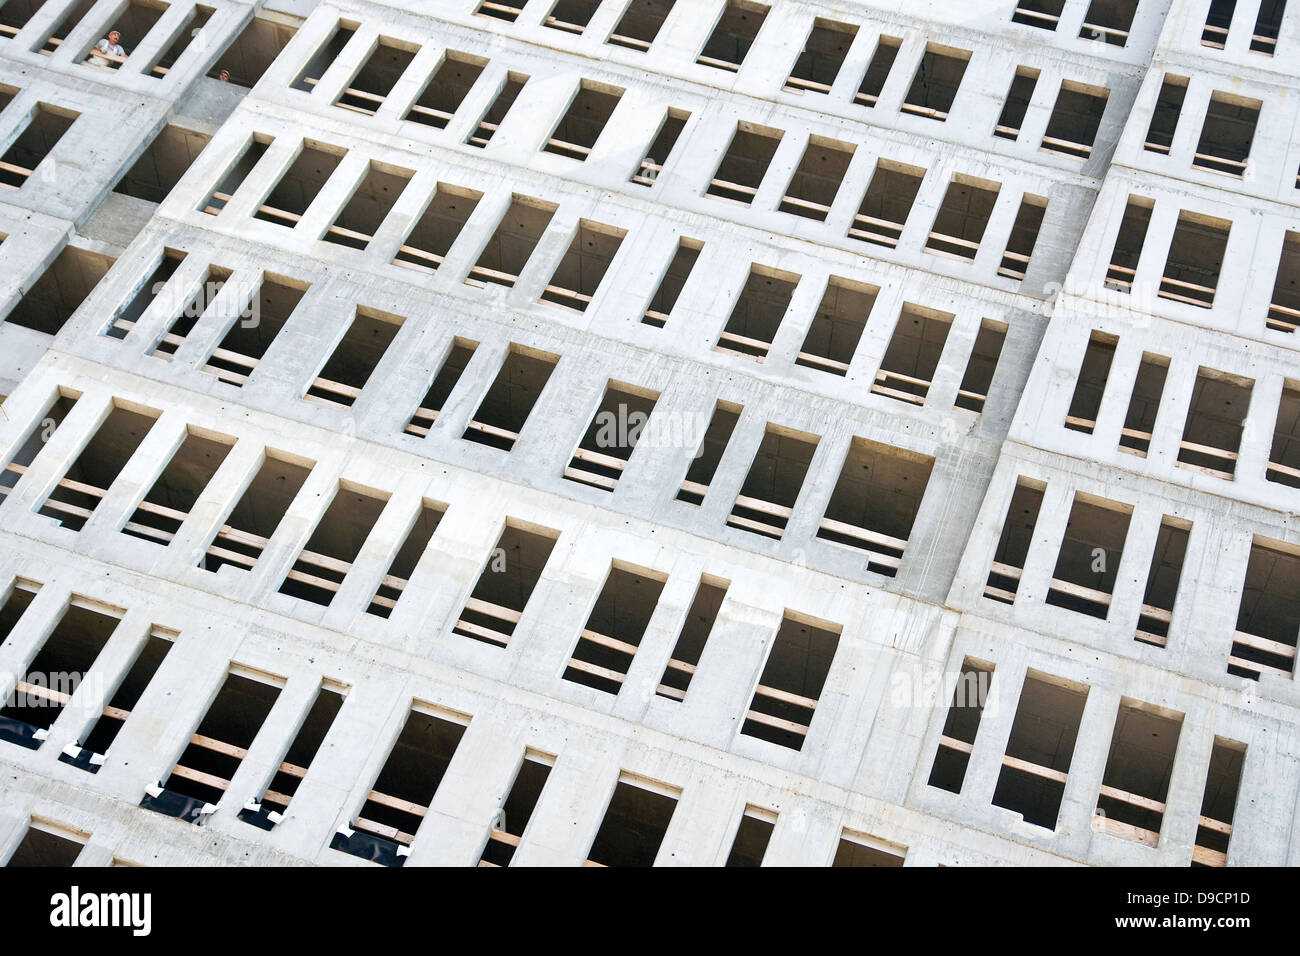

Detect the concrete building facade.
[{"left": 0, "top": 0, "right": 1292, "bottom": 866}]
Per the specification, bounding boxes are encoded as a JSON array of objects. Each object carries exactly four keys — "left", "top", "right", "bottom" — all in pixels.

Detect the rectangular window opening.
[
  {"left": 833, "top": 831, "right": 907, "bottom": 867},
  {"left": 992, "top": 671, "right": 1088, "bottom": 829},
  {"left": 240, "top": 683, "right": 346, "bottom": 828},
  {"left": 1094, "top": 700, "right": 1183, "bottom": 846},
  {"left": 785, "top": 18, "right": 858, "bottom": 95},
  {"left": 453, "top": 522, "right": 559, "bottom": 647},
  {"left": 677, "top": 400, "right": 742, "bottom": 504},
  {"left": 480, "top": 752, "right": 554, "bottom": 866},
  {"left": 147, "top": 265, "right": 231, "bottom": 358},
  {"left": 1135, "top": 515, "right": 1191, "bottom": 646},
  {"left": 304, "top": 306, "right": 404, "bottom": 409},
  {"left": 36, "top": 403, "right": 160, "bottom": 533},
  {"left": 1079, "top": 0, "right": 1138, "bottom": 46},
  {"left": 1044, "top": 493, "right": 1133, "bottom": 619},
  {"left": 633, "top": 108, "right": 689, "bottom": 187},
  {"left": 706, "top": 122, "right": 782, "bottom": 206},
  {"left": 68, "top": 628, "right": 174, "bottom": 769},
  {"left": 902, "top": 45, "right": 970, "bottom": 121},
  {"left": 956, "top": 318, "right": 1008, "bottom": 413},
  {"left": 779, "top": 136, "right": 855, "bottom": 222},
  {"left": 609, "top": 0, "right": 675, "bottom": 51},
  {"left": 586, "top": 776, "right": 679, "bottom": 866},
  {"left": 872, "top": 303, "right": 955, "bottom": 405},
  {"left": 209, "top": 15, "right": 298, "bottom": 88},
  {"left": 290, "top": 22, "right": 356, "bottom": 92},
  {"left": 1177, "top": 367, "right": 1252, "bottom": 478},
  {"left": 795, "top": 275, "right": 879, "bottom": 376},
  {"left": 462, "top": 345, "right": 559, "bottom": 451},
  {"left": 1267, "top": 381, "right": 1300, "bottom": 488},
  {"left": 818, "top": 437, "right": 935, "bottom": 576},
  {"left": 656, "top": 575, "right": 728, "bottom": 701},
  {"left": 741, "top": 612, "right": 841, "bottom": 750},
  {"left": 994, "top": 68, "right": 1039, "bottom": 140},
  {"left": 467, "top": 195, "right": 558, "bottom": 289},
  {"left": 4, "top": 245, "right": 112, "bottom": 337},
  {"left": 112, "top": 124, "right": 210, "bottom": 205},
  {"left": 850, "top": 159, "right": 924, "bottom": 248},
  {"left": 854, "top": 34, "right": 901, "bottom": 107},
  {"left": 1105, "top": 195, "right": 1153, "bottom": 291},
  {"left": 928, "top": 659, "right": 995, "bottom": 793},
  {"left": 542, "top": 220, "right": 626, "bottom": 311},
  {"left": 564, "top": 563, "right": 668, "bottom": 694},
  {"left": 642, "top": 236, "right": 701, "bottom": 326},
  {"left": 392, "top": 182, "right": 483, "bottom": 274},
  {"left": 1202, "top": 0, "right": 1236, "bottom": 47},
  {"left": 1193, "top": 92, "right": 1260, "bottom": 177},
  {"left": 985, "top": 477, "right": 1046, "bottom": 604},
  {"left": 405, "top": 50, "right": 486, "bottom": 129},
  {"left": 1193, "top": 738, "right": 1245, "bottom": 866},
  {"left": 714, "top": 265, "right": 799, "bottom": 362},
  {"left": 466, "top": 72, "right": 528, "bottom": 148},
  {"left": 200, "top": 134, "right": 271, "bottom": 216},
  {"left": 4, "top": 823, "right": 86, "bottom": 866},
  {"left": 1231, "top": 536, "right": 1300, "bottom": 680},
  {"left": 121, "top": 427, "right": 234, "bottom": 546},
  {"left": 564, "top": 382, "right": 659, "bottom": 492},
  {"left": 1064, "top": 331, "right": 1118, "bottom": 434},
  {"left": 725, "top": 807, "right": 776, "bottom": 866},
  {"left": 1119, "top": 352, "right": 1170, "bottom": 457},
  {"left": 1251, "top": 0, "right": 1285, "bottom": 53},
  {"left": 696, "top": 0, "right": 769, "bottom": 71},
  {"left": 405, "top": 338, "right": 478, "bottom": 437},
  {"left": 1043, "top": 83, "right": 1108, "bottom": 158},
  {"left": 324, "top": 162, "right": 414, "bottom": 251},
  {"left": 544, "top": 0, "right": 600, "bottom": 35},
  {"left": 728, "top": 425, "right": 818, "bottom": 540},
  {"left": 1, "top": 392, "right": 80, "bottom": 506},
  {"left": 336, "top": 38, "right": 417, "bottom": 115},
  {"left": 1144, "top": 75, "right": 1188, "bottom": 154},
  {"left": 926, "top": 176, "right": 1001, "bottom": 262},
  {"left": 1268, "top": 231, "right": 1300, "bottom": 333},
  {"left": 199, "top": 449, "right": 313, "bottom": 574},
  {"left": 203, "top": 274, "right": 309, "bottom": 387},
  {"left": 278, "top": 482, "right": 389, "bottom": 607},
  {"left": 253, "top": 142, "right": 345, "bottom": 227},
  {"left": 1012, "top": 0, "right": 1065, "bottom": 30},
  {"left": 544, "top": 81, "right": 623, "bottom": 160},
  {"left": 368, "top": 500, "right": 446, "bottom": 617}
]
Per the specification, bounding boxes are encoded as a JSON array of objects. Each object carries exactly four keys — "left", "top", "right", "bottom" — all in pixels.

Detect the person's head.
[
  {"left": 108, "top": 30, "right": 120, "bottom": 44},
  {"left": 218, "top": 69, "right": 230, "bottom": 82}
]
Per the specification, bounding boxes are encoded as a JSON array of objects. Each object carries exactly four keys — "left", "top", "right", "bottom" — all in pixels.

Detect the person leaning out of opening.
[{"left": 87, "top": 30, "right": 125, "bottom": 65}]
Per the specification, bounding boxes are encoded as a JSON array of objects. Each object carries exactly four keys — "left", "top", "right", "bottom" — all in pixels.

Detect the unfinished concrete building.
[{"left": 0, "top": 0, "right": 1293, "bottom": 866}]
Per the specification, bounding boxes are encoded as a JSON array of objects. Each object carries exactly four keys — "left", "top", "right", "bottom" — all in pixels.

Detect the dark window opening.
[
  {"left": 454, "top": 522, "right": 559, "bottom": 647},
  {"left": 291, "top": 21, "right": 355, "bottom": 92},
  {"left": 1177, "top": 367, "right": 1251, "bottom": 478},
  {"left": 325, "top": 162, "right": 413, "bottom": 251},
  {"left": 1251, "top": 0, "right": 1285, "bottom": 53},
  {"left": 36, "top": 403, "right": 160, "bottom": 533},
  {"left": 113, "top": 124, "right": 210, "bottom": 205},
  {"left": 1193, "top": 738, "right": 1245, "bottom": 866},
  {"left": 995, "top": 68, "right": 1039, "bottom": 140},
  {"left": 1268, "top": 381, "right": 1300, "bottom": 488},
  {"left": 0, "top": 579, "right": 41, "bottom": 647},
  {"left": 0, "top": 104, "right": 79, "bottom": 190},
  {"left": 779, "top": 136, "right": 855, "bottom": 221},
  {"left": 1268, "top": 231, "right": 1300, "bottom": 333},
  {"left": 872, "top": 302, "right": 955, "bottom": 405},
  {"left": 253, "top": 141, "right": 345, "bottom": 227},
  {"left": 741, "top": 612, "right": 840, "bottom": 750},
  {"left": 462, "top": 346, "right": 559, "bottom": 451},
  {"left": 833, "top": 833, "right": 906, "bottom": 867},
  {"left": 209, "top": 14, "right": 298, "bottom": 88},
  {"left": 1043, "top": 83, "right": 1108, "bottom": 158},
  {"left": 198, "top": 450, "right": 313, "bottom": 574},
  {"left": 992, "top": 671, "right": 1088, "bottom": 829},
  {"left": 928, "top": 659, "right": 995, "bottom": 793},
  {"left": 714, "top": 265, "right": 799, "bottom": 361},
  {"left": 392, "top": 182, "right": 483, "bottom": 274},
  {"left": 404, "top": 338, "right": 478, "bottom": 437},
  {"left": 677, "top": 400, "right": 742, "bottom": 504},
  {"left": 200, "top": 133, "right": 271, "bottom": 215},
  {"left": 278, "top": 482, "right": 389, "bottom": 607},
  {"left": 303, "top": 306, "right": 404, "bottom": 408},
  {"left": 564, "top": 564, "right": 667, "bottom": 694},
  {"left": 707, "top": 123, "right": 782, "bottom": 206},
  {"left": 795, "top": 275, "right": 879, "bottom": 376},
  {"left": 74, "top": 630, "right": 174, "bottom": 765},
  {"left": 1013, "top": 0, "right": 1066, "bottom": 30},
  {"left": 1064, "top": 331, "right": 1118, "bottom": 434},
  {"left": 818, "top": 437, "right": 934, "bottom": 576},
  {"left": 467, "top": 195, "right": 557, "bottom": 289},
  {"left": 0, "top": 602, "right": 120, "bottom": 747},
  {"left": 404, "top": 50, "right": 486, "bottom": 128},
  {"left": 728, "top": 425, "right": 818, "bottom": 540},
  {"left": 849, "top": 159, "right": 924, "bottom": 248},
  {"left": 32, "top": 0, "right": 95, "bottom": 56},
  {"left": 78, "top": 0, "right": 169, "bottom": 72},
  {"left": 642, "top": 236, "right": 701, "bottom": 326},
  {"left": 1094, "top": 700, "right": 1183, "bottom": 846},
  {"left": 1144, "top": 75, "right": 1188, "bottom": 154},
  {"left": 1135, "top": 516, "right": 1190, "bottom": 646},
  {"left": 697, "top": 0, "right": 769, "bottom": 71},
  {"left": 609, "top": 0, "right": 676, "bottom": 51},
  {"left": 5, "top": 825, "right": 84, "bottom": 865},
  {"left": 725, "top": 808, "right": 775, "bottom": 866},
  {"left": 476, "top": 0, "right": 522, "bottom": 23},
  {"left": 148, "top": 3, "right": 213, "bottom": 77},
  {"left": 368, "top": 500, "right": 446, "bottom": 617},
  {"left": 656, "top": 575, "right": 728, "bottom": 701},
  {"left": 466, "top": 72, "right": 528, "bottom": 148},
  {"left": 633, "top": 107, "right": 689, "bottom": 187},
  {"left": 147, "top": 264, "right": 231, "bottom": 358},
  {"left": 544, "top": 0, "right": 600, "bottom": 34},
  {"left": 985, "top": 477, "right": 1046, "bottom": 604},
  {"left": 956, "top": 318, "right": 1008, "bottom": 413},
  {"left": 544, "top": 82, "right": 623, "bottom": 160},
  {"left": 1193, "top": 93, "right": 1259, "bottom": 176},
  {"left": 121, "top": 428, "right": 234, "bottom": 546},
  {"left": 786, "top": 18, "right": 857, "bottom": 94},
  {"left": 1, "top": 391, "right": 79, "bottom": 505},
  {"left": 926, "top": 176, "right": 1000, "bottom": 262},
  {"left": 203, "top": 274, "right": 309, "bottom": 387},
  {"left": 1079, "top": 0, "right": 1139, "bottom": 46},
  {"left": 586, "top": 777, "right": 678, "bottom": 867},
  {"left": 564, "top": 382, "right": 659, "bottom": 492},
  {"left": 335, "top": 38, "right": 416, "bottom": 115},
  {"left": 1231, "top": 537, "right": 1300, "bottom": 680},
  {"left": 247, "top": 684, "right": 345, "bottom": 822},
  {"left": 1119, "top": 352, "right": 1169, "bottom": 456},
  {"left": 1202, "top": 0, "right": 1236, "bottom": 47},
  {"left": 335, "top": 707, "right": 468, "bottom": 861},
  {"left": 542, "top": 220, "right": 626, "bottom": 311},
  {"left": 1044, "top": 494, "right": 1132, "bottom": 619},
  {"left": 1105, "top": 195, "right": 1153, "bottom": 291},
  {"left": 4, "top": 244, "right": 113, "bottom": 336},
  {"left": 855, "top": 34, "right": 901, "bottom": 107},
  {"left": 902, "top": 45, "right": 970, "bottom": 120},
  {"left": 480, "top": 753, "right": 553, "bottom": 866}
]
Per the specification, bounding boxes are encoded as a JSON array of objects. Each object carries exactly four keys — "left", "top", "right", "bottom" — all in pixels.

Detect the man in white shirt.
[{"left": 87, "top": 30, "right": 125, "bottom": 66}]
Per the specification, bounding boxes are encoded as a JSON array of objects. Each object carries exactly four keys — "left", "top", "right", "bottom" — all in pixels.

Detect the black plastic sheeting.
[
  {"left": 237, "top": 804, "right": 279, "bottom": 831},
  {"left": 330, "top": 829, "right": 407, "bottom": 867},
  {"left": 0, "top": 716, "right": 43, "bottom": 750},
  {"left": 139, "top": 788, "right": 209, "bottom": 825},
  {"left": 57, "top": 746, "right": 102, "bottom": 773}
]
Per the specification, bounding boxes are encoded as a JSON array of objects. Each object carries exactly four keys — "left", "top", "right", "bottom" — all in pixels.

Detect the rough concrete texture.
[{"left": 0, "top": 0, "right": 1294, "bottom": 866}]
